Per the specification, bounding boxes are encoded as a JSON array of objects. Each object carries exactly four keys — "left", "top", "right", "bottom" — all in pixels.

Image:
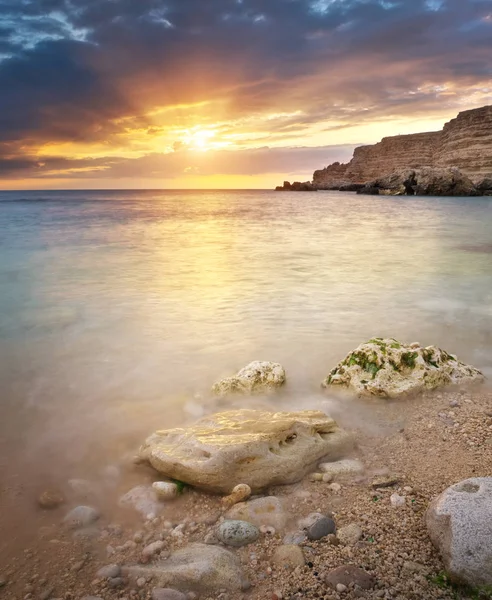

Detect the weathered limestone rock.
[
  {"left": 275, "top": 181, "right": 317, "bottom": 191},
  {"left": 322, "top": 338, "right": 484, "bottom": 399},
  {"left": 122, "top": 544, "right": 245, "bottom": 592},
  {"left": 212, "top": 361, "right": 286, "bottom": 396},
  {"left": 139, "top": 410, "right": 353, "bottom": 493},
  {"left": 426, "top": 478, "right": 492, "bottom": 586},
  {"left": 312, "top": 105, "right": 492, "bottom": 188}
]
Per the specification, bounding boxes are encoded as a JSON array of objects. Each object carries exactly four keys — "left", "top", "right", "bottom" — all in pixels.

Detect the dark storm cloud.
[{"left": 0, "top": 0, "right": 491, "bottom": 179}]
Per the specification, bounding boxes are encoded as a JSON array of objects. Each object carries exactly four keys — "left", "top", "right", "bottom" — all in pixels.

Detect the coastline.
[{"left": 1, "top": 385, "right": 491, "bottom": 600}]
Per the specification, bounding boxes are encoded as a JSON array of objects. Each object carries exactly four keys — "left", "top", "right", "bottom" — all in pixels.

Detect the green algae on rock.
[
  {"left": 322, "top": 338, "right": 484, "bottom": 399},
  {"left": 212, "top": 361, "right": 286, "bottom": 396}
]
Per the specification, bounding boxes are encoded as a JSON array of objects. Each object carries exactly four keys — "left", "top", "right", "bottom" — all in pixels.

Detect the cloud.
[{"left": 0, "top": 0, "right": 491, "bottom": 183}]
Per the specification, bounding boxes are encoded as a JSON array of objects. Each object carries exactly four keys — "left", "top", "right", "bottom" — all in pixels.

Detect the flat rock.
[
  {"left": 96, "top": 564, "right": 121, "bottom": 579},
  {"left": 119, "top": 486, "right": 162, "bottom": 517},
  {"left": 322, "top": 338, "right": 484, "bottom": 399},
  {"left": 216, "top": 520, "right": 259, "bottom": 547},
  {"left": 226, "top": 497, "right": 288, "bottom": 531},
  {"left": 325, "top": 565, "right": 375, "bottom": 590},
  {"left": 38, "top": 489, "right": 65, "bottom": 510},
  {"left": 426, "top": 477, "right": 492, "bottom": 586},
  {"left": 212, "top": 361, "right": 286, "bottom": 396},
  {"left": 272, "top": 545, "right": 305, "bottom": 568},
  {"left": 139, "top": 410, "right": 352, "bottom": 493},
  {"left": 63, "top": 506, "right": 100, "bottom": 529},
  {"left": 122, "top": 543, "right": 244, "bottom": 593}
]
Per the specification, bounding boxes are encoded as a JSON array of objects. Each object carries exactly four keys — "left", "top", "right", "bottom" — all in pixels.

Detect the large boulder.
[
  {"left": 321, "top": 338, "right": 484, "bottom": 399},
  {"left": 359, "top": 167, "right": 480, "bottom": 196},
  {"left": 138, "top": 409, "right": 353, "bottom": 493},
  {"left": 426, "top": 478, "right": 492, "bottom": 586},
  {"left": 476, "top": 176, "right": 492, "bottom": 195},
  {"left": 212, "top": 361, "right": 286, "bottom": 396},
  {"left": 122, "top": 544, "right": 245, "bottom": 592}
]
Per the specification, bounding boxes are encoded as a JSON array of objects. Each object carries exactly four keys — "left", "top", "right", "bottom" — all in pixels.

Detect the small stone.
[
  {"left": 306, "top": 517, "right": 336, "bottom": 541},
  {"left": 96, "top": 565, "right": 121, "bottom": 579},
  {"left": 371, "top": 475, "right": 400, "bottom": 488},
  {"left": 310, "top": 473, "right": 323, "bottom": 482},
  {"left": 259, "top": 525, "right": 275, "bottom": 535},
  {"left": 216, "top": 520, "right": 260, "bottom": 547},
  {"left": 337, "top": 523, "right": 363, "bottom": 545},
  {"left": 0, "top": 579, "right": 6, "bottom": 588},
  {"left": 329, "top": 483, "right": 342, "bottom": 492},
  {"left": 325, "top": 566, "right": 375, "bottom": 590},
  {"left": 108, "top": 577, "right": 125, "bottom": 588},
  {"left": 38, "top": 490, "right": 65, "bottom": 510},
  {"left": 282, "top": 531, "right": 307, "bottom": 545},
  {"left": 152, "top": 482, "right": 179, "bottom": 500},
  {"left": 336, "top": 584, "right": 347, "bottom": 593},
  {"left": 226, "top": 496, "right": 288, "bottom": 531},
  {"left": 402, "top": 561, "right": 430, "bottom": 575},
  {"left": 81, "top": 597, "right": 103, "bottom": 600},
  {"left": 327, "top": 534, "right": 339, "bottom": 546},
  {"left": 221, "top": 484, "right": 252, "bottom": 509},
  {"left": 136, "top": 578, "right": 146, "bottom": 588},
  {"left": 272, "top": 545, "right": 305, "bottom": 568},
  {"left": 318, "top": 459, "right": 364, "bottom": 477},
  {"left": 142, "top": 541, "right": 166, "bottom": 558},
  {"left": 152, "top": 590, "right": 187, "bottom": 600},
  {"left": 322, "top": 474, "right": 333, "bottom": 483},
  {"left": 390, "top": 493, "right": 406, "bottom": 508},
  {"left": 133, "top": 532, "right": 144, "bottom": 544},
  {"left": 63, "top": 506, "right": 100, "bottom": 529}
]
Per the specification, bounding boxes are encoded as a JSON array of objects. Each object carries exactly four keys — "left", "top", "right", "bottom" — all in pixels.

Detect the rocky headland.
[{"left": 277, "top": 105, "right": 492, "bottom": 195}]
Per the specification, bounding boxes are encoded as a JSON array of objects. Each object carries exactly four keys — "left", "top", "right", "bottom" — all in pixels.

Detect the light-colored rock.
[
  {"left": 212, "top": 361, "right": 286, "bottom": 396},
  {"left": 322, "top": 338, "right": 484, "bottom": 399},
  {"left": 337, "top": 523, "right": 363, "bottom": 545},
  {"left": 139, "top": 410, "right": 352, "bottom": 493},
  {"left": 142, "top": 541, "right": 167, "bottom": 558},
  {"left": 119, "top": 486, "right": 162, "bottom": 517},
  {"left": 216, "top": 520, "right": 259, "bottom": 547},
  {"left": 221, "top": 484, "right": 251, "bottom": 509},
  {"left": 152, "top": 482, "right": 179, "bottom": 500},
  {"left": 96, "top": 565, "right": 121, "bottom": 579},
  {"left": 390, "top": 493, "right": 406, "bottom": 508},
  {"left": 426, "top": 477, "right": 492, "bottom": 586},
  {"left": 283, "top": 531, "right": 307, "bottom": 545},
  {"left": 272, "top": 545, "right": 305, "bottom": 568},
  {"left": 226, "top": 497, "right": 288, "bottom": 531},
  {"left": 318, "top": 459, "right": 364, "bottom": 477},
  {"left": 63, "top": 506, "right": 100, "bottom": 529},
  {"left": 121, "top": 543, "right": 244, "bottom": 592}
]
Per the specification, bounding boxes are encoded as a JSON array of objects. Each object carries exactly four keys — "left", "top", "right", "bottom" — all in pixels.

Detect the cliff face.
[{"left": 313, "top": 105, "right": 492, "bottom": 188}]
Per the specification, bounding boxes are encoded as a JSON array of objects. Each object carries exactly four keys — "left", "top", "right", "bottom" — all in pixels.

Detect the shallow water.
[{"left": 0, "top": 189, "right": 491, "bottom": 490}]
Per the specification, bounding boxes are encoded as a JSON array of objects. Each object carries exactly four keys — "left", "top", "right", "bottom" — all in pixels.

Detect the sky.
[{"left": 0, "top": 0, "right": 491, "bottom": 189}]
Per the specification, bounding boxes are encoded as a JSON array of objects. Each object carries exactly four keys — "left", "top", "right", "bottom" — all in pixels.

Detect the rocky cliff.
[{"left": 313, "top": 105, "right": 492, "bottom": 188}]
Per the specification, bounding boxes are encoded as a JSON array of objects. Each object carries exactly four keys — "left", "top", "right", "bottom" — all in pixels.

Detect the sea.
[{"left": 0, "top": 189, "right": 491, "bottom": 522}]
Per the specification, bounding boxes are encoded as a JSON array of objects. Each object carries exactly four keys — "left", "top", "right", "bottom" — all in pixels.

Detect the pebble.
[
  {"left": 272, "top": 545, "right": 305, "bottom": 568},
  {"left": 0, "top": 579, "right": 6, "bottom": 588},
  {"left": 371, "top": 475, "right": 400, "bottom": 488},
  {"left": 63, "top": 506, "right": 100, "bottom": 529},
  {"left": 306, "top": 516, "right": 336, "bottom": 540},
  {"left": 322, "top": 473, "right": 333, "bottom": 483},
  {"left": 283, "top": 531, "right": 307, "bottom": 545},
  {"left": 136, "top": 578, "right": 146, "bottom": 588},
  {"left": 39, "top": 587, "right": 55, "bottom": 600},
  {"left": 152, "top": 590, "right": 187, "bottom": 600},
  {"left": 221, "top": 484, "right": 252, "bottom": 509},
  {"left": 336, "top": 583, "right": 348, "bottom": 593},
  {"left": 96, "top": 564, "right": 121, "bottom": 579},
  {"left": 325, "top": 565, "right": 375, "bottom": 590},
  {"left": 81, "top": 597, "right": 103, "bottom": 600},
  {"left": 318, "top": 459, "right": 364, "bottom": 477},
  {"left": 38, "top": 490, "right": 65, "bottom": 510},
  {"left": 329, "top": 483, "right": 342, "bottom": 492},
  {"left": 108, "top": 577, "right": 125, "bottom": 588},
  {"left": 142, "top": 541, "right": 166, "bottom": 558},
  {"left": 337, "top": 523, "right": 363, "bottom": 545},
  {"left": 152, "top": 482, "right": 179, "bottom": 500},
  {"left": 216, "top": 520, "right": 260, "bottom": 547},
  {"left": 390, "top": 493, "right": 406, "bottom": 507},
  {"left": 259, "top": 525, "right": 275, "bottom": 535}
]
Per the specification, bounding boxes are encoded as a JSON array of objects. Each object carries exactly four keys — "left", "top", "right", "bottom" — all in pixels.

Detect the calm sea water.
[{"left": 0, "top": 189, "right": 491, "bottom": 483}]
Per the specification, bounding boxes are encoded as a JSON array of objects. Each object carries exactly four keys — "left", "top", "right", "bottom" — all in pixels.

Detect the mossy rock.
[{"left": 322, "top": 338, "right": 484, "bottom": 399}]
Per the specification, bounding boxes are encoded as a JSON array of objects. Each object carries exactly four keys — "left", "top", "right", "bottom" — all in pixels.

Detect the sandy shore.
[{"left": 1, "top": 387, "right": 491, "bottom": 600}]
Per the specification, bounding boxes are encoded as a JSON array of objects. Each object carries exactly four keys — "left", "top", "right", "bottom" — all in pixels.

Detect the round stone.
[
  {"left": 63, "top": 506, "right": 100, "bottom": 529},
  {"left": 38, "top": 489, "right": 65, "bottom": 510},
  {"left": 306, "top": 516, "right": 336, "bottom": 540},
  {"left": 216, "top": 520, "right": 260, "bottom": 547},
  {"left": 272, "top": 545, "right": 305, "bottom": 568},
  {"left": 96, "top": 564, "right": 121, "bottom": 579}
]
